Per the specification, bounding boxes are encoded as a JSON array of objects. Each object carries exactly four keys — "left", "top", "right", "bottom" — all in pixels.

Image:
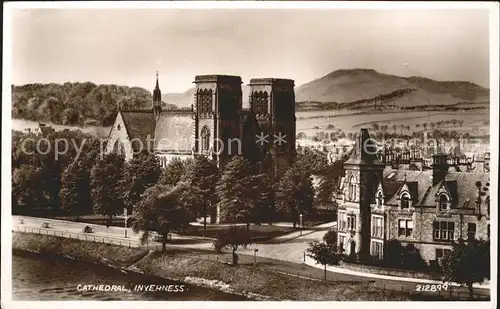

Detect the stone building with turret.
[{"left": 337, "top": 128, "right": 490, "bottom": 266}]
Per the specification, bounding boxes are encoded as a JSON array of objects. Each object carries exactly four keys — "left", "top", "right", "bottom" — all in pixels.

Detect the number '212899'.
[{"left": 416, "top": 283, "right": 449, "bottom": 292}]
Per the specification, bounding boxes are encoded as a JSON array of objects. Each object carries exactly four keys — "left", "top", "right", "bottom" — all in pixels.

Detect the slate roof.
[
  {"left": 381, "top": 180, "right": 405, "bottom": 203},
  {"left": 154, "top": 110, "right": 194, "bottom": 153},
  {"left": 120, "top": 110, "right": 156, "bottom": 151},
  {"left": 380, "top": 167, "right": 490, "bottom": 208}
]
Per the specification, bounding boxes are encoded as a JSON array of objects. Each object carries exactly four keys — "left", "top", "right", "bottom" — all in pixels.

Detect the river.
[{"left": 12, "top": 251, "right": 247, "bottom": 301}]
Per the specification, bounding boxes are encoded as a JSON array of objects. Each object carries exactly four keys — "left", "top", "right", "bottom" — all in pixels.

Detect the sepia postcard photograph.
[{"left": 1, "top": 1, "right": 498, "bottom": 309}]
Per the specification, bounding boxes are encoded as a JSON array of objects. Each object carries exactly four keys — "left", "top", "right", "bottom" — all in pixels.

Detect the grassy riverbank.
[
  {"left": 134, "top": 251, "right": 412, "bottom": 301},
  {"left": 12, "top": 232, "right": 148, "bottom": 268},
  {"left": 13, "top": 232, "right": 414, "bottom": 301}
]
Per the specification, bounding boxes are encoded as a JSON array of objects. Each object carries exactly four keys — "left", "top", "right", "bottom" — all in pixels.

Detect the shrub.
[
  {"left": 82, "top": 225, "right": 93, "bottom": 233},
  {"left": 323, "top": 229, "right": 337, "bottom": 247}
]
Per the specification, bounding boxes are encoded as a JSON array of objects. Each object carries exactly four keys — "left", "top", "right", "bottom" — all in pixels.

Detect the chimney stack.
[{"left": 431, "top": 152, "right": 449, "bottom": 185}]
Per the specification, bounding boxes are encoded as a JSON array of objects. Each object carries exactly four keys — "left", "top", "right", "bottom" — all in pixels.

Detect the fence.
[
  {"left": 14, "top": 226, "right": 490, "bottom": 301},
  {"left": 14, "top": 225, "right": 143, "bottom": 248}
]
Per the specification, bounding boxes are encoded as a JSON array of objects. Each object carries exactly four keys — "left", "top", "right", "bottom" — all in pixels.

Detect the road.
[{"left": 11, "top": 215, "right": 490, "bottom": 299}]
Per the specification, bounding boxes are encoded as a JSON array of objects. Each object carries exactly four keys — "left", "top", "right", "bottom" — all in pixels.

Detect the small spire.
[{"left": 155, "top": 70, "right": 160, "bottom": 89}]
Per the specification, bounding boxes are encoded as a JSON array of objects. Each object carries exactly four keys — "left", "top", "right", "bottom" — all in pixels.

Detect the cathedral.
[{"left": 106, "top": 72, "right": 297, "bottom": 187}]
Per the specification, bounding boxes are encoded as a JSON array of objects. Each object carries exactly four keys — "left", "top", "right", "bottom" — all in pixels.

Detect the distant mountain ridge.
[
  {"left": 12, "top": 69, "right": 489, "bottom": 127},
  {"left": 163, "top": 69, "right": 489, "bottom": 111},
  {"left": 295, "top": 69, "right": 489, "bottom": 108},
  {"left": 162, "top": 86, "right": 252, "bottom": 108}
]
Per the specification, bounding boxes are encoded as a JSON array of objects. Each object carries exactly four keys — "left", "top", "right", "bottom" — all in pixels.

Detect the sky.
[{"left": 10, "top": 8, "right": 491, "bottom": 93}]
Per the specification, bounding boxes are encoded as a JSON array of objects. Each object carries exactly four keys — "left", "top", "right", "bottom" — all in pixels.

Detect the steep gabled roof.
[
  {"left": 120, "top": 110, "right": 156, "bottom": 151},
  {"left": 154, "top": 110, "right": 194, "bottom": 153},
  {"left": 380, "top": 167, "right": 489, "bottom": 209},
  {"left": 381, "top": 169, "right": 432, "bottom": 206}
]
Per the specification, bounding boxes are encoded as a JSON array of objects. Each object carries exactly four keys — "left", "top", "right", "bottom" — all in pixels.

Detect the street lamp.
[
  {"left": 299, "top": 213, "right": 303, "bottom": 236},
  {"left": 124, "top": 208, "right": 128, "bottom": 238},
  {"left": 253, "top": 248, "right": 259, "bottom": 266}
]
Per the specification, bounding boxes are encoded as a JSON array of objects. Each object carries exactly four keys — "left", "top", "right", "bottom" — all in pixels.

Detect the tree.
[
  {"left": 121, "top": 153, "right": 162, "bottom": 214},
  {"left": 173, "top": 180, "right": 205, "bottom": 217},
  {"left": 90, "top": 153, "right": 125, "bottom": 227},
  {"left": 12, "top": 165, "right": 47, "bottom": 213},
  {"left": 315, "top": 174, "right": 336, "bottom": 210},
  {"left": 60, "top": 138, "right": 100, "bottom": 219},
  {"left": 441, "top": 239, "right": 490, "bottom": 299},
  {"left": 185, "top": 155, "right": 220, "bottom": 234},
  {"left": 296, "top": 147, "right": 329, "bottom": 174},
  {"left": 132, "top": 183, "right": 195, "bottom": 252},
  {"left": 385, "top": 239, "right": 403, "bottom": 267},
  {"left": 307, "top": 240, "right": 341, "bottom": 280},
  {"left": 323, "top": 229, "right": 337, "bottom": 247},
  {"left": 60, "top": 161, "right": 93, "bottom": 219},
  {"left": 160, "top": 157, "right": 194, "bottom": 186},
  {"left": 275, "top": 164, "right": 314, "bottom": 227},
  {"left": 213, "top": 226, "right": 252, "bottom": 265},
  {"left": 216, "top": 156, "right": 265, "bottom": 230}
]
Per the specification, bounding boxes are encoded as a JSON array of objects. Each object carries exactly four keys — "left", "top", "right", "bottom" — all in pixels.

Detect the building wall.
[
  {"left": 106, "top": 112, "right": 133, "bottom": 161},
  {"left": 373, "top": 204, "right": 490, "bottom": 262},
  {"left": 157, "top": 153, "right": 193, "bottom": 169}
]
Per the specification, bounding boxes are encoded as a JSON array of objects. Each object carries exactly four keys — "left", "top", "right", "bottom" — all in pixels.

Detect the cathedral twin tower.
[{"left": 151, "top": 74, "right": 297, "bottom": 180}]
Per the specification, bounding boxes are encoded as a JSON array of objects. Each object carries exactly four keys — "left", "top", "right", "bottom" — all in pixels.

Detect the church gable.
[{"left": 106, "top": 111, "right": 133, "bottom": 160}]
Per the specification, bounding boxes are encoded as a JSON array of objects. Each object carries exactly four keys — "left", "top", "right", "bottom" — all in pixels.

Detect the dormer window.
[
  {"left": 117, "top": 124, "right": 121, "bottom": 130},
  {"left": 439, "top": 194, "right": 450, "bottom": 211},
  {"left": 400, "top": 192, "right": 411, "bottom": 209}
]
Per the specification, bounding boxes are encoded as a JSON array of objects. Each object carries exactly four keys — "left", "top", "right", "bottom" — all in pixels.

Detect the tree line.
[
  {"left": 12, "top": 129, "right": 343, "bottom": 251},
  {"left": 12, "top": 82, "right": 176, "bottom": 127}
]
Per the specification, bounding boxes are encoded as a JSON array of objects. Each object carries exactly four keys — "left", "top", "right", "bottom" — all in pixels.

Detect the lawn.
[
  {"left": 54, "top": 214, "right": 297, "bottom": 240},
  {"left": 55, "top": 214, "right": 129, "bottom": 228},
  {"left": 180, "top": 224, "right": 296, "bottom": 240}
]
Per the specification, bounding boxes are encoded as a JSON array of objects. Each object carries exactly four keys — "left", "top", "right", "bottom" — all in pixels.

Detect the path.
[{"left": 11, "top": 216, "right": 490, "bottom": 299}]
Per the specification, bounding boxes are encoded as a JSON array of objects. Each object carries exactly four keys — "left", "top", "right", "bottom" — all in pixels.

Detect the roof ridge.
[
  {"left": 121, "top": 109, "right": 153, "bottom": 113},
  {"left": 160, "top": 109, "right": 193, "bottom": 115}
]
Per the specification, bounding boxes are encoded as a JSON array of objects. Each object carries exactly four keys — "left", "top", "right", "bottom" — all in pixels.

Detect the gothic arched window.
[
  {"left": 198, "top": 89, "right": 213, "bottom": 116},
  {"left": 347, "top": 175, "right": 356, "bottom": 201},
  {"left": 201, "top": 126, "right": 210, "bottom": 152},
  {"left": 253, "top": 91, "right": 268, "bottom": 116},
  {"left": 113, "top": 139, "right": 125, "bottom": 157}
]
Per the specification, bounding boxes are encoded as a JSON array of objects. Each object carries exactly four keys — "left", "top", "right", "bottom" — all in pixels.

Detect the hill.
[
  {"left": 162, "top": 69, "right": 489, "bottom": 111},
  {"left": 294, "top": 69, "right": 489, "bottom": 109},
  {"left": 11, "top": 82, "right": 177, "bottom": 127},
  {"left": 163, "top": 85, "right": 252, "bottom": 109}
]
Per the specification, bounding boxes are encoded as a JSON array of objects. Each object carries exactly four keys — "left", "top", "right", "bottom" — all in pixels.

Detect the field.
[
  {"left": 296, "top": 110, "right": 490, "bottom": 136},
  {"left": 12, "top": 118, "right": 111, "bottom": 138},
  {"left": 12, "top": 108, "right": 490, "bottom": 142}
]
